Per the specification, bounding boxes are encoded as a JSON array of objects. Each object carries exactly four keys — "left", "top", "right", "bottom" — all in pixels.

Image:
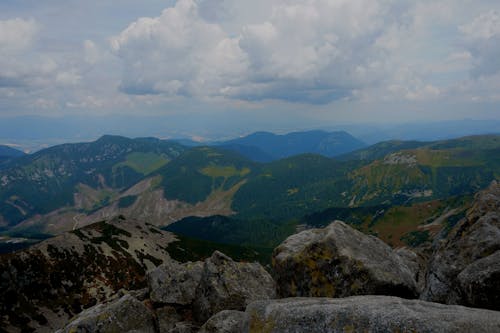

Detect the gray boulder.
[
  {"left": 457, "top": 250, "right": 500, "bottom": 309},
  {"left": 57, "top": 294, "right": 156, "bottom": 333},
  {"left": 422, "top": 181, "right": 500, "bottom": 309},
  {"left": 395, "top": 247, "right": 428, "bottom": 293},
  {"left": 148, "top": 260, "right": 203, "bottom": 305},
  {"left": 199, "top": 310, "right": 250, "bottom": 333},
  {"left": 273, "top": 220, "right": 418, "bottom": 298},
  {"left": 246, "top": 296, "right": 500, "bottom": 333},
  {"left": 193, "top": 251, "right": 276, "bottom": 323}
]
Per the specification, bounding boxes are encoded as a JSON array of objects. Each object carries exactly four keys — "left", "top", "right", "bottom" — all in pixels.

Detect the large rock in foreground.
[
  {"left": 193, "top": 251, "right": 276, "bottom": 323},
  {"left": 273, "top": 220, "right": 418, "bottom": 298},
  {"left": 422, "top": 181, "right": 500, "bottom": 309},
  {"left": 57, "top": 294, "right": 156, "bottom": 333},
  {"left": 246, "top": 296, "right": 500, "bottom": 333}
]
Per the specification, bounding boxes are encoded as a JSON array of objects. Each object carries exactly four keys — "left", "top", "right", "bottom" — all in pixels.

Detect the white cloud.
[
  {"left": 0, "top": 18, "right": 38, "bottom": 53},
  {"left": 460, "top": 10, "right": 500, "bottom": 40},
  {"left": 460, "top": 10, "right": 500, "bottom": 78},
  {"left": 111, "top": 0, "right": 399, "bottom": 103},
  {"left": 83, "top": 40, "right": 102, "bottom": 65},
  {"left": 56, "top": 70, "right": 82, "bottom": 85},
  {"left": 111, "top": 0, "right": 231, "bottom": 96}
]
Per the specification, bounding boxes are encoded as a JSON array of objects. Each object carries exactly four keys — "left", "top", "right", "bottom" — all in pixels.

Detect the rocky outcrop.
[
  {"left": 0, "top": 216, "right": 176, "bottom": 332},
  {"left": 145, "top": 250, "right": 274, "bottom": 331},
  {"left": 53, "top": 249, "right": 274, "bottom": 333},
  {"left": 422, "top": 181, "right": 500, "bottom": 309},
  {"left": 273, "top": 220, "right": 418, "bottom": 298},
  {"left": 246, "top": 296, "right": 500, "bottom": 333},
  {"left": 57, "top": 294, "right": 156, "bottom": 333},
  {"left": 193, "top": 251, "right": 276, "bottom": 322}
]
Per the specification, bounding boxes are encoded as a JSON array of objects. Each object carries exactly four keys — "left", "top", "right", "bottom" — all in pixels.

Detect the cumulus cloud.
[
  {"left": 110, "top": 0, "right": 403, "bottom": 103},
  {"left": 111, "top": 0, "right": 500, "bottom": 105},
  {"left": 111, "top": 0, "right": 232, "bottom": 96}
]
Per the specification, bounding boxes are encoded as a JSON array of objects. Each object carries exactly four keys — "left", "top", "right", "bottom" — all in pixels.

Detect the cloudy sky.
[{"left": 1, "top": 0, "right": 500, "bottom": 134}]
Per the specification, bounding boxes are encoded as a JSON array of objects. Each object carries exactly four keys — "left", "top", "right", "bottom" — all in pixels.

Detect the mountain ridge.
[{"left": 218, "top": 130, "right": 366, "bottom": 161}]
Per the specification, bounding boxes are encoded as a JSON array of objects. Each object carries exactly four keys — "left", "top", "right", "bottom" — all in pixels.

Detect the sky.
[{"left": 1, "top": 0, "right": 500, "bottom": 137}]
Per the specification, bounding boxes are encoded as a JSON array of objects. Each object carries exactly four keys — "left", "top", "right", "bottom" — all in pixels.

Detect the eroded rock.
[{"left": 273, "top": 220, "right": 418, "bottom": 298}]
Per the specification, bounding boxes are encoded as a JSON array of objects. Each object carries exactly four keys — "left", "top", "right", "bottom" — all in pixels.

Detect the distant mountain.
[
  {"left": 0, "top": 145, "right": 25, "bottom": 158},
  {"left": 219, "top": 130, "right": 366, "bottom": 161}
]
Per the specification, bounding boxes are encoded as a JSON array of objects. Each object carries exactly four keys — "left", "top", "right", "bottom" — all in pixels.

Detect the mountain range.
[{"left": 0, "top": 131, "right": 498, "bottom": 253}]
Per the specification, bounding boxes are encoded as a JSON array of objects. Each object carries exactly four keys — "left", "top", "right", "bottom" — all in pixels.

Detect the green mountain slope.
[
  {"left": 156, "top": 146, "right": 258, "bottom": 204},
  {"left": 347, "top": 136, "right": 500, "bottom": 206},
  {"left": 337, "top": 140, "right": 428, "bottom": 162},
  {"left": 232, "top": 154, "right": 354, "bottom": 219},
  {"left": 0, "top": 136, "right": 185, "bottom": 227}
]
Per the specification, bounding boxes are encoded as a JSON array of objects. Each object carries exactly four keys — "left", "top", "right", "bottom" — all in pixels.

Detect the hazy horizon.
[{"left": 1, "top": 115, "right": 499, "bottom": 153}]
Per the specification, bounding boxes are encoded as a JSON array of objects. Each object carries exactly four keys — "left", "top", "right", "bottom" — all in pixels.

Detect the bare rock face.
[
  {"left": 193, "top": 251, "right": 276, "bottom": 323},
  {"left": 457, "top": 251, "right": 500, "bottom": 309},
  {"left": 422, "top": 181, "right": 500, "bottom": 309},
  {"left": 246, "top": 296, "right": 500, "bottom": 333},
  {"left": 148, "top": 260, "right": 203, "bottom": 306},
  {"left": 199, "top": 310, "right": 250, "bottom": 333},
  {"left": 57, "top": 294, "right": 156, "bottom": 333},
  {"left": 272, "top": 220, "right": 418, "bottom": 298}
]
